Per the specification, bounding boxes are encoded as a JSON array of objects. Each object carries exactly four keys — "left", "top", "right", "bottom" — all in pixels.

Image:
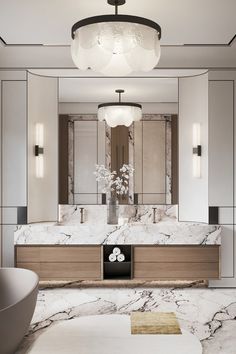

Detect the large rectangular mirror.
[{"left": 59, "top": 77, "right": 178, "bottom": 205}]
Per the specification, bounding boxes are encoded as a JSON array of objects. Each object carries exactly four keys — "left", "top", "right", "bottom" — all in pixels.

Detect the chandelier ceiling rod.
[
  {"left": 108, "top": 0, "right": 126, "bottom": 15},
  {"left": 115, "top": 89, "right": 125, "bottom": 102}
]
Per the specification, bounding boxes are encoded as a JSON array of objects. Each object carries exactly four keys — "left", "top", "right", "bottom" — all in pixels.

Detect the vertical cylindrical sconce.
[
  {"left": 192, "top": 123, "right": 201, "bottom": 178},
  {"left": 35, "top": 123, "right": 44, "bottom": 178}
]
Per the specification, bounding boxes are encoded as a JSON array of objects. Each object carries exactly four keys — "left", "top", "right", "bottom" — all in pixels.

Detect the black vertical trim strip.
[
  {"left": 17, "top": 206, "right": 27, "bottom": 225},
  {"left": 102, "top": 194, "right": 106, "bottom": 205},
  {"left": 57, "top": 77, "right": 59, "bottom": 222},
  {"left": 177, "top": 78, "right": 180, "bottom": 221},
  {"left": 209, "top": 206, "right": 219, "bottom": 225}
]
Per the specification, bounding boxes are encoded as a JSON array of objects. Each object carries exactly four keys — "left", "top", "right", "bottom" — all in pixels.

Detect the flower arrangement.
[{"left": 94, "top": 164, "right": 134, "bottom": 196}]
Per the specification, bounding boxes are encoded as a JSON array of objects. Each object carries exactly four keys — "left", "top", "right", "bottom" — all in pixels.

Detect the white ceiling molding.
[
  {"left": 28, "top": 68, "right": 208, "bottom": 78},
  {"left": 0, "top": 44, "right": 236, "bottom": 69}
]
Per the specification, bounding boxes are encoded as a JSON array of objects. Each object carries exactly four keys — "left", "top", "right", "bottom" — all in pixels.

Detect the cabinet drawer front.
[
  {"left": 16, "top": 247, "right": 40, "bottom": 262},
  {"left": 39, "top": 246, "right": 101, "bottom": 262},
  {"left": 17, "top": 262, "right": 101, "bottom": 280},
  {"left": 134, "top": 246, "right": 219, "bottom": 263},
  {"left": 134, "top": 262, "right": 219, "bottom": 280},
  {"left": 17, "top": 262, "right": 41, "bottom": 274},
  {"left": 16, "top": 246, "right": 101, "bottom": 263}
]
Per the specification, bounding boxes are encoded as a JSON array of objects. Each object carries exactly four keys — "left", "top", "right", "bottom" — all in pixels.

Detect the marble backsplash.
[
  {"left": 14, "top": 205, "right": 221, "bottom": 245},
  {"left": 59, "top": 204, "right": 177, "bottom": 225}
]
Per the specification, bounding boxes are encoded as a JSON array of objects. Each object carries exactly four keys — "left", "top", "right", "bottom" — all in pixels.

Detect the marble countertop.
[
  {"left": 14, "top": 222, "right": 221, "bottom": 246},
  {"left": 14, "top": 205, "right": 221, "bottom": 246}
]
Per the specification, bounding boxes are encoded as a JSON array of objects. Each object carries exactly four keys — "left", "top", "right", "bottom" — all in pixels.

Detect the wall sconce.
[
  {"left": 192, "top": 123, "right": 201, "bottom": 178},
  {"left": 35, "top": 123, "right": 44, "bottom": 178}
]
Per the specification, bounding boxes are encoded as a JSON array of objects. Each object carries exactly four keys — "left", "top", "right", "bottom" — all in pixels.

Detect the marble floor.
[{"left": 17, "top": 287, "right": 236, "bottom": 354}]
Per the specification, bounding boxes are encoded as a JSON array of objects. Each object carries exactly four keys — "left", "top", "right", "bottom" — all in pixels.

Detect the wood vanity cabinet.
[
  {"left": 15, "top": 246, "right": 101, "bottom": 280},
  {"left": 15, "top": 245, "right": 220, "bottom": 281},
  {"left": 133, "top": 246, "right": 220, "bottom": 280}
]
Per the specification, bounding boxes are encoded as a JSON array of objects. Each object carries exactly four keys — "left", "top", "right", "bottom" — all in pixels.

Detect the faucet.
[
  {"left": 152, "top": 207, "right": 157, "bottom": 224},
  {"left": 79, "top": 207, "right": 85, "bottom": 224}
]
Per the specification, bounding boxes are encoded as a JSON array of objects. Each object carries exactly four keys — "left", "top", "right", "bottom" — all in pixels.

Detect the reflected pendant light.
[
  {"left": 71, "top": 0, "right": 161, "bottom": 76},
  {"left": 98, "top": 89, "right": 142, "bottom": 127}
]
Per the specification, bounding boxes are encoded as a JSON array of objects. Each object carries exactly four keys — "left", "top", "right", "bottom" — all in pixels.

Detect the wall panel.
[
  {"left": 2, "top": 81, "right": 27, "bottom": 206},
  {"left": 1, "top": 225, "right": 15, "bottom": 267},
  {"left": 0, "top": 76, "right": 27, "bottom": 266},
  {"left": 208, "top": 81, "right": 234, "bottom": 206},
  {"left": 178, "top": 73, "right": 208, "bottom": 222},
  {"left": 28, "top": 73, "right": 58, "bottom": 222},
  {"left": 208, "top": 70, "right": 236, "bottom": 288}
]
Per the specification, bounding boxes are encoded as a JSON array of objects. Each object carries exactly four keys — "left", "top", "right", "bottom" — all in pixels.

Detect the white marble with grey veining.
[
  {"left": 16, "top": 287, "right": 236, "bottom": 354},
  {"left": 14, "top": 205, "right": 221, "bottom": 245}
]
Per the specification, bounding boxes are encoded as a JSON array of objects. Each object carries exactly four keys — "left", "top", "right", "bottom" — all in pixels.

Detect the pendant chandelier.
[
  {"left": 98, "top": 89, "right": 142, "bottom": 127},
  {"left": 71, "top": 0, "right": 162, "bottom": 76}
]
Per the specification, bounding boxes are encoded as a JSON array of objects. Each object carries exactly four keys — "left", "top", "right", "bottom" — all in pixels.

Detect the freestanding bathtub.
[{"left": 0, "top": 268, "right": 39, "bottom": 354}]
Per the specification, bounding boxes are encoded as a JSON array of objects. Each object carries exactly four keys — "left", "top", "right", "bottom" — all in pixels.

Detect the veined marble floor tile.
[
  {"left": 17, "top": 288, "right": 236, "bottom": 354},
  {"left": 22, "top": 315, "right": 202, "bottom": 354}
]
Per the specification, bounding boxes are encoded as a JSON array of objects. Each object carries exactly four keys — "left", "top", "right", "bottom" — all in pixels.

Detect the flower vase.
[{"left": 107, "top": 196, "right": 119, "bottom": 224}]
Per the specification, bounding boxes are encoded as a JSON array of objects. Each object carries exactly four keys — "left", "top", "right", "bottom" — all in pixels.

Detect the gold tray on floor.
[{"left": 131, "top": 312, "right": 182, "bottom": 335}]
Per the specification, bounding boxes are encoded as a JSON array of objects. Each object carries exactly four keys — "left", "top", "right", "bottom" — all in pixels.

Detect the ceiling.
[
  {"left": 0, "top": 0, "right": 235, "bottom": 45},
  {"left": 59, "top": 77, "right": 178, "bottom": 103}
]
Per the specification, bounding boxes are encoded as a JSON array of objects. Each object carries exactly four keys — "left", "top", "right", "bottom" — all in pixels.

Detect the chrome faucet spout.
[
  {"left": 152, "top": 207, "right": 157, "bottom": 224},
  {"left": 80, "top": 207, "right": 85, "bottom": 224}
]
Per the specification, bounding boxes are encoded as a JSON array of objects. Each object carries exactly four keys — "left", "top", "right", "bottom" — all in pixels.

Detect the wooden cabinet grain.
[
  {"left": 133, "top": 246, "right": 220, "bottom": 280},
  {"left": 15, "top": 245, "right": 220, "bottom": 281},
  {"left": 15, "top": 246, "right": 101, "bottom": 280}
]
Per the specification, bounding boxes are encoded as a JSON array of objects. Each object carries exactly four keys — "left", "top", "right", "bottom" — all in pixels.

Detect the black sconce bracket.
[
  {"left": 35, "top": 145, "right": 44, "bottom": 156},
  {"left": 193, "top": 145, "right": 202, "bottom": 156}
]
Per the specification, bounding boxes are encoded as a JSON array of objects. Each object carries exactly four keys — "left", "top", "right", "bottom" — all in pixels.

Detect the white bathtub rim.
[{"left": 0, "top": 268, "right": 39, "bottom": 313}]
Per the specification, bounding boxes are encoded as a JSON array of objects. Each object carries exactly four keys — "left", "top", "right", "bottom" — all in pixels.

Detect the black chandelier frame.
[
  {"left": 71, "top": 0, "right": 161, "bottom": 40},
  {"left": 98, "top": 89, "right": 142, "bottom": 110}
]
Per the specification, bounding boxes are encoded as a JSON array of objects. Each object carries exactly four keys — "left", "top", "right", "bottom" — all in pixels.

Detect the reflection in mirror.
[
  {"left": 134, "top": 116, "right": 173, "bottom": 204},
  {"left": 59, "top": 114, "right": 178, "bottom": 205},
  {"left": 58, "top": 76, "right": 178, "bottom": 205}
]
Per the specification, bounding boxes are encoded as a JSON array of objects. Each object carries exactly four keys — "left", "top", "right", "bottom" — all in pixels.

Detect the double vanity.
[
  {"left": 14, "top": 205, "right": 221, "bottom": 282},
  {"left": 15, "top": 245, "right": 220, "bottom": 282},
  {"left": 14, "top": 99, "right": 222, "bottom": 284}
]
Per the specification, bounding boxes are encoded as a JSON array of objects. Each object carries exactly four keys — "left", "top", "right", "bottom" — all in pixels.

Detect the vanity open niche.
[{"left": 103, "top": 245, "right": 132, "bottom": 280}]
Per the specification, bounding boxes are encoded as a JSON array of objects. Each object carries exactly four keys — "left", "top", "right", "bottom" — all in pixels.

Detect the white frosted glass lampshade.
[
  {"left": 98, "top": 104, "right": 142, "bottom": 127},
  {"left": 71, "top": 22, "right": 161, "bottom": 76}
]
